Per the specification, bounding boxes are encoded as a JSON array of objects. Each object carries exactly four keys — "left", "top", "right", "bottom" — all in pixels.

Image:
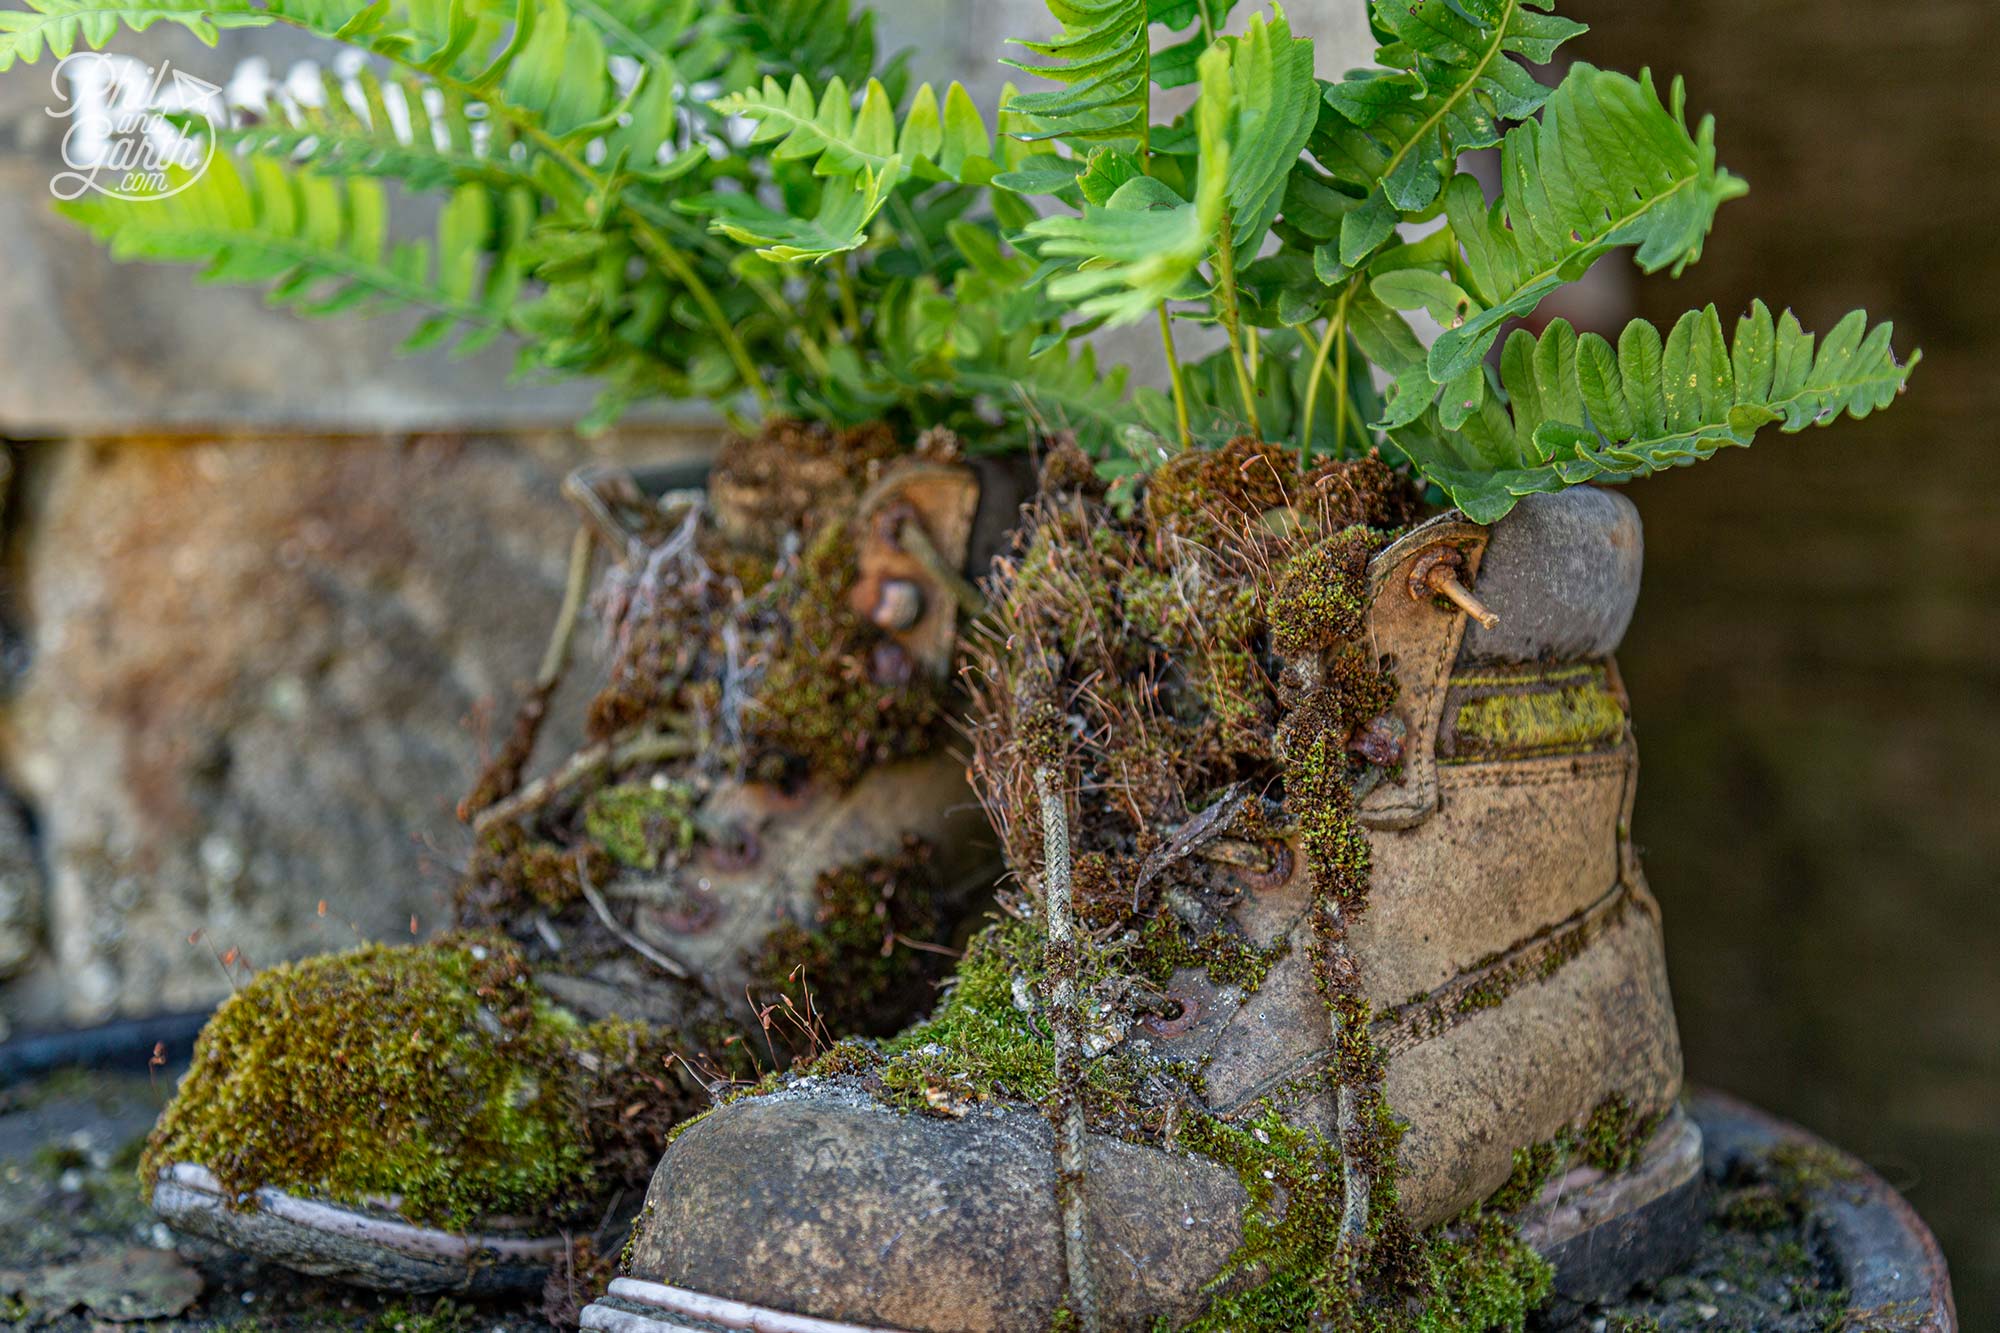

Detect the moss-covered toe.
[{"left": 143, "top": 936, "right": 701, "bottom": 1253}]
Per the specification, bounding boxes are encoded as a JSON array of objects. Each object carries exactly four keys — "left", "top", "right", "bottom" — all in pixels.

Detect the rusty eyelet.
[
  {"left": 649, "top": 891, "right": 720, "bottom": 936},
  {"left": 1239, "top": 841, "right": 1294, "bottom": 893},
  {"left": 1142, "top": 990, "right": 1201, "bottom": 1038},
  {"left": 703, "top": 823, "right": 761, "bottom": 873}
]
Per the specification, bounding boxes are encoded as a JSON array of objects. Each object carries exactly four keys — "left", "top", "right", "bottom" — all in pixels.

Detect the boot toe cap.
[{"left": 624, "top": 1082, "right": 1248, "bottom": 1332}]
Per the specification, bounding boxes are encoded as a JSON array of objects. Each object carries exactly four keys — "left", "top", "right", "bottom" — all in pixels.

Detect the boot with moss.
[
  {"left": 588, "top": 441, "right": 1702, "bottom": 1332},
  {"left": 144, "top": 422, "right": 1029, "bottom": 1295}
]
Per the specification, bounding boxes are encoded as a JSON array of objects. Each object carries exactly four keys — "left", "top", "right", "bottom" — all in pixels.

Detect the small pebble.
[
  {"left": 1696, "top": 1303, "right": 1719, "bottom": 1321},
  {"left": 59, "top": 1168, "right": 84, "bottom": 1193}
]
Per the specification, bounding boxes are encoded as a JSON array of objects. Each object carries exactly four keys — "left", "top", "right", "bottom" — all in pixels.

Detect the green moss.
[
  {"left": 1132, "top": 915, "right": 1290, "bottom": 993},
  {"left": 748, "top": 839, "right": 946, "bottom": 1036},
  {"left": 1268, "top": 527, "right": 1375, "bottom": 660},
  {"left": 877, "top": 919, "right": 1059, "bottom": 1110},
  {"left": 1452, "top": 683, "right": 1626, "bottom": 761},
  {"left": 365, "top": 1300, "right": 476, "bottom": 1333},
  {"left": 749, "top": 521, "right": 946, "bottom": 786},
  {"left": 141, "top": 936, "right": 697, "bottom": 1229},
  {"left": 1486, "top": 1093, "right": 1665, "bottom": 1214},
  {"left": 1180, "top": 1115, "right": 1553, "bottom": 1333},
  {"left": 583, "top": 780, "right": 696, "bottom": 870},
  {"left": 1605, "top": 1317, "right": 1664, "bottom": 1333}
]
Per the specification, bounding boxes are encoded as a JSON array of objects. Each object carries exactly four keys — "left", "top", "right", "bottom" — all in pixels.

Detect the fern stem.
[
  {"left": 1371, "top": 0, "right": 1518, "bottom": 210},
  {"left": 1213, "top": 215, "right": 1262, "bottom": 440},
  {"left": 1299, "top": 284, "right": 1357, "bottom": 465},
  {"left": 1333, "top": 314, "right": 1352, "bottom": 455},
  {"left": 1157, "top": 304, "right": 1192, "bottom": 449},
  {"left": 836, "top": 264, "right": 863, "bottom": 340},
  {"left": 629, "top": 221, "right": 772, "bottom": 410}
]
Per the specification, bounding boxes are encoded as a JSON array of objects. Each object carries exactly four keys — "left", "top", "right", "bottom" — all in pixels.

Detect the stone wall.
[{"left": 0, "top": 429, "right": 713, "bottom": 1030}]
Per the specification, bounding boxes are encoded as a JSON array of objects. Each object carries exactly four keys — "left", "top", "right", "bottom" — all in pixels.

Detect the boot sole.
[
  {"left": 581, "top": 1110, "right": 1704, "bottom": 1332},
  {"left": 1517, "top": 1105, "right": 1707, "bottom": 1302},
  {"left": 152, "top": 1162, "right": 569, "bottom": 1294}
]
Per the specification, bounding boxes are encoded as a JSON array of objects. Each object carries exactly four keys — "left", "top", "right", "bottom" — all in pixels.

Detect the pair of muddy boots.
[{"left": 150, "top": 432, "right": 1699, "bottom": 1329}]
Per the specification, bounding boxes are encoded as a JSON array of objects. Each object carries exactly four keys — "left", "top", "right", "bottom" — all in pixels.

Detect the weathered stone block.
[{"left": 0, "top": 429, "right": 712, "bottom": 1026}]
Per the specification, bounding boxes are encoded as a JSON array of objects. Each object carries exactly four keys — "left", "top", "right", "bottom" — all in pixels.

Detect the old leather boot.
[
  {"left": 145, "top": 423, "right": 1024, "bottom": 1294},
  {"left": 591, "top": 443, "right": 1698, "bottom": 1332}
]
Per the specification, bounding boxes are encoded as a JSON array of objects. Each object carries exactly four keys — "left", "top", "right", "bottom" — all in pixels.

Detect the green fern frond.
[
  {"left": 1313, "top": 0, "right": 1585, "bottom": 268},
  {"left": 1150, "top": 0, "right": 1239, "bottom": 90},
  {"left": 716, "top": 75, "right": 1000, "bottom": 187},
  {"left": 1215, "top": 9, "right": 1316, "bottom": 260},
  {"left": 730, "top": 0, "right": 884, "bottom": 89},
  {"left": 56, "top": 153, "right": 530, "bottom": 356},
  {"left": 225, "top": 66, "right": 535, "bottom": 192},
  {"left": 1428, "top": 64, "right": 1748, "bottom": 384},
  {"left": 1019, "top": 40, "right": 1234, "bottom": 326},
  {"left": 1003, "top": 0, "right": 1151, "bottom": 147},
  {"left": 0, "top": 0, "right": 266, "bottom": 70},
  {"left": 1391, "top": 303, "right": 1919, "bottom": 522},
  {"left": 1018, "top": 16, "right": 1315, "bottom": 327},
  {"left": 694, "top": 159, "right": 903, "bottom": 262}
]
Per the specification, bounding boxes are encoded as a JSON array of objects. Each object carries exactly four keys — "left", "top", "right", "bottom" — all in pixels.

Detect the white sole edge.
[
  {"left": 582, "top": 1278, "right": 908, "bottom": 1333},
  {"left": 154, "top": 1161, "right": 569, "bottom": 1293}
]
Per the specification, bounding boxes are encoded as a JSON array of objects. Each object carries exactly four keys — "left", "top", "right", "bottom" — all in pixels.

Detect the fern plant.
[
  {"left": 0, "top": 0, "right": 1134, "bottom": 446},
  {"left": 994, "top": 0, "right": 1918, "bottom": 518}
]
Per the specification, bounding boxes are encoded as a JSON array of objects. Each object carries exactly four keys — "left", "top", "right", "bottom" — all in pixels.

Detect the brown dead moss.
[
  {"left": 748, "top": 838, "right": 950, "bottom": 1036},
  {"left": 140, "top": 936, "right": 709, "bottom": 1229},
  {"left": 745, "top": 521, "right": 947, "bottom": 786},
  {"left": 460, "top": 825, "right": 615, "bottom": 917},
  {"left": 706, "top": 418, "right": 900, "bottom": 552},
  {"left": 586, "top": 421, "right": 946, "bottom": 786}
]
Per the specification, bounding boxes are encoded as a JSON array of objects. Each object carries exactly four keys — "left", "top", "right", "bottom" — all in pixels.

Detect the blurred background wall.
[
  {"left": 1562, "top": 2, "right": 1999, "bottom": 1322},
  {"left": 0, "top": 0, "right": 1991, "bottom": 1321}
]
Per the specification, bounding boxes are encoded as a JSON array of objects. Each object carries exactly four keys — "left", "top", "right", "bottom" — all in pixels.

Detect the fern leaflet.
[
  {"left": 1003, "top": 0, "right": 1151, "bottom": 147},
  {"left": 1313, "top": 0, "right": 1585, "bottom": 268},
  {"left": 1390, "top": 303, "right": 1919, "bottom": 522},
  {"left": 1427, "top": 64, "right": 1748, "bottom": 385},
  {"left": 56, "top": 154, "right": 531, "bottom": 356}
]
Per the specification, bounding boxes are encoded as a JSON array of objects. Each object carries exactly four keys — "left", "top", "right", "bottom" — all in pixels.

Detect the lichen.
[
  {"left": 140, "top": 936, "right": 702, "bottom": 1229},
  {"left": 1450, "top": 679, "right": 1627, "bottom": 762}
]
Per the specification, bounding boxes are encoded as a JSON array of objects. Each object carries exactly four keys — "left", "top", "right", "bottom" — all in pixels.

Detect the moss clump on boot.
[
  {"left": 747, "top": 521, "right": 947, "bottom": 787},
  {"left": 583, "top": 780, "right": 698, "bottom": 870},
  {"left": 140, "top": 936, "right": 695, "bottom": 1229},
  {"left": 749, "top": 838, "right": 948, "bottom": 1036},
  {"left": 460, "top": 825, "right": 615, "bottom": 916},
  {"left": 1486, "top": 1093, "right": 1668, "bottom": 1213},
  {"left": 585, "top": 422, "right": 948, "bottom": 790}
]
